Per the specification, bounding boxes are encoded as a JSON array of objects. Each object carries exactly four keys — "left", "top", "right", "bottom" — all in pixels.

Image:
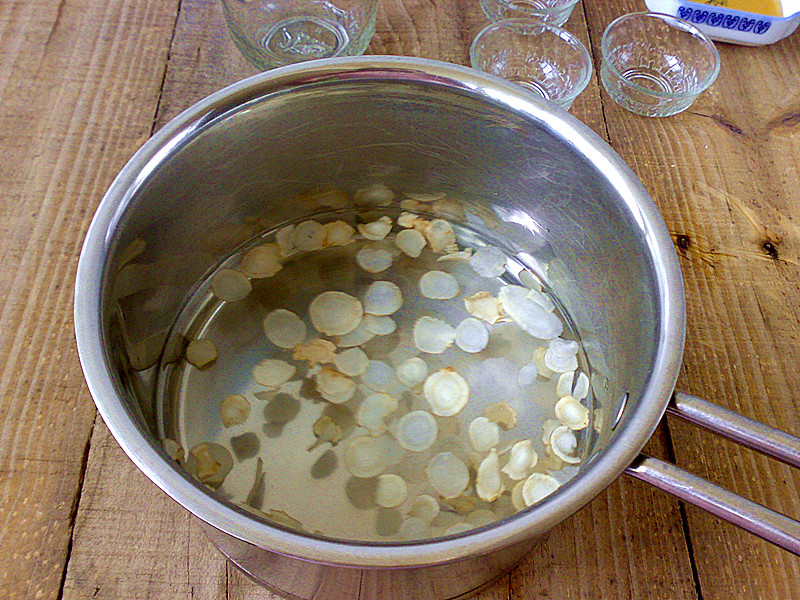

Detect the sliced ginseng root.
[
  {"left": 355, "top": 183, "right": 395, "bottom": 207},
  {"left": 573, "top": 371, "right": 590, "bottom": 399},
  {"left": 427, "top": 451, "right": 470, "bottom": 498},
  {"left": 476, "top": 449, "right": 504, "bottom": 502},
  {"left": 324, "top": 220, "right": 356, "bottom": 246},
  {"left": 498, "top": 285, "right": 563, "bottom": 340},
  {"left": 293, "top": 220, "right": 326, "bottom": 252},
  {"left": 362, "top": 281, "right": 403, "bottom": 316},
  {"left": 344, "top": 435, "right": 395, "bottom": 478},
  {"left": 276, "top": 225, "right": 295, "bottom": 256},
  {"left": 293, "top": 338, "right": 337, "bottom": 365},
  {"left": 357, "top": 393, "right": 399, "bottom": 435},
  {"left": 253, "top": 359, "right": 296, "bottom": 389},
  {"left": 469, "top": 245, "right": 507, "bottom": 278},
  {"left": 363, "top": 314, "right": 396, "bottom": 335},
  {"left": 211, "top": 268, "right": 251, "bottom": 302},
  {"left": 466, "top": 509, "right": 497, "bottom": 527},
  {"left": 469, "top": 417, "right": 500, "bottom": 452},
  {"left": 409, "top": 494, "right": 440, "bottom": 522},
  {"left": 501, "top": 440, "right": 537, "bottom": 480},
  {"left": 356, "top": 247, "right": 393, "bottom": 273},
  {"left": 395, "top": 357, "right": 429, "bottom": 388},
  {"left": 419, "top": 270, "right": 459, "bottom": 300},
  {"left": 550, "top": 425, "right": 581, "bottom": 463},
  {"left": 309, "top": 415, "right": 343, "bottom": 451},
  {"left": 544, "top": 338, "right": 579, "bottom": 373},
  {"left": 220, "top": 394, "right": 250, "bottom": 427},
  {"left": 336, "top": 320, "right": 375, "bottom": 347},
  {"left": 162, "top": 438, "right": 184, "bottom": 462},
  {"left": 358, "top": 216, "right": 393, "bottom": 241},
  {"left": 522, "top": 473, "right": 560, "bottom": 507},
  {"left": 395, "top": 410, "right": 438, "bottom": 452},
  {"left": 399, "top": 517, "right": 430, "bottom": 541},
  {"left": 531, "top": 346, "right": 554, "bottom": 379},
  {"left": 395, "top": 228, "right": 426, "bottom": 257},
  {"left": 555, "top": 396, "right": 590, "bottom": 430},
  {"left": 484, "top": 401, "right": 518, "bottom": 430},
  {"left": 315, "top": 367, "right": 357, "bottom": 404},
  {"left": 455, "top": 317, "right": 489, "bottom": 353},
  {"left": 463, "top": 291, "right": 504, "bottom": 324},
  {"left": 397, "top": 211, "right": 428, "bottom": 230},
  {"left": 263, "top": 308, "right": 307, "bottom": 349},
  {"left": 309, "top": 291, "right": 363, "bottom": 336},
  {"left": 556, "top": 372, "right": 575, "bottom": 398},
  {"left": 186, "top": 443, "right": 233, "bottom": 488},
  {"left": 518, "top": 269, "right": 543, "bottom": 291},
  {"left": 424, "top": 368, "right": 469, "bottom": 417},
  {"left": 362, "top": 360, "right": 401, "bottom": 394},
  {"left": 240, "top": 243, "right": 282, "bottom": 278},
  {"left": 185, "top": 339, "right": 217, "bottom": 368},
  {"left": 424, "top": 219, "right": 457, "bottom": 253},
  {"left": 376, "top": 474, "right": 408, "bottom": 508},
  {"left": 413, "top": 317, "right": 456, "bottom": 354},
  {"left": 334, "top": 347, "right": 370, "bottom": 376}
]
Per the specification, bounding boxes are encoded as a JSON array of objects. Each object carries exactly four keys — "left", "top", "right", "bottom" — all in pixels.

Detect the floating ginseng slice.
[
  {"left": 395, "top": 357, "right": 429, "bottom": 388},
  {"left": 555, "top": 396, "right": 590, "bottom": 430},
  {"left": 423, "top": 219, "right": 457, "bottom": 253},
  {"left": 573, "top": 371, "right": 590, "bottom": 400},
  {"left": 240, "top": 243, "right": 282, "bottom": 278},
  {"left": 426, "top": 451, "right": 470, "bottom": 499},
  {"left": 556, "top": 372, "right": 575, "bottom": 398},
  {"left": 356, "top": 393, "right": 399, "bottom": 435},
  {"left": 476, "top": 449, "right": 504, "bottom": 502},
  {"left": 187, "top": 442, "right": 233, "bottom": 488},
  {"left": 550, "top": 425, "right": 581, "bottom": 463},
  {"left": 355, "top": 247, "right": 393, "bottom": 273},
  {"left": 376, "top": 474, "right": 408, "bottom": 508},
  {"left": 469, "top": 245, "right": 507, "bottom": 278},
  {"left": 395, "top": 410, "right": 438, "bottom": 452},
  {"left": 293, "top": 338, "right": 337, "bottom": 366},
  {"left": 409, "top": 494, "right": 440, "bottom": 522},
  {"left": 419, "top": 270, "right": 459, "bottom": 300},
  {"left": 309, "top": 291, "right": 363, "bottom": 336},
  {"left": 253, "top": 359, "right": 296, "bottom": 389},
  {"left": 483, "top": 401, "right": 518, "bottom": 431},
  {"left": 294, "top": 220, "right": 326, "bottom": 251},
  {"left": 185, "top": 339, "right": 217, "bottom": 368},
  {"left": 463, "top": 291, "right": 504, "bottom": 325},
  {"left": 363, "top": 314, "right": 396, "bottom": 336},
  {"left": 315, "top": 367, "right": 356, "bottom": 404},
  {"left": 498, "top": 285, "right": 563, "bottom": 340},
  {"left": 358, "top": 216, "right": 393, "bottom": 241},
  {"left": 413, "top": 317, "right": 456, "bottom": 354},
  {"left": 399, "top": 517, "right": 430, "bottom": 541},
  {"left": 521, "top": 473, "right": 560, "bottom": 507},
  {"left": 362, "top": 281, "right": 403, "bottom": 316},
  {"left": 324, "top": 220, "right": 356, "bottom": 246},
  {"left": 334, "top": 347, "right": 370, "bottom": 376},
  {"left": 263, "top": 308, "right": 307, "bottom": 349},
  {"left": 469, "top": 417, "right": 499, "bottom": 452},
  {"left": 423, "top": 367, "right": 469, "bottom": 417},
  {"left": 455, "top": 317, "right": 489, "bottom": 353},
  {"left": 501, "top": 440, "right": 537, "bottom": 480},
  {"left": 211, "top": 268, "right": 251, "bottom": 302},
  {"left": 220, "top": 394, "right": 250, "bottom": 427},
  {"left": 395, "top": 228, "right": 426, "bottom": 257},
  {"left": 344, "top": 435, "right": 394, "bottom": 478},
  {"left": 354, "top": 183, "right": 395, "bottom": 206},
  {"left": 544, "top": 337, "right": 579, "bottom": 373}
]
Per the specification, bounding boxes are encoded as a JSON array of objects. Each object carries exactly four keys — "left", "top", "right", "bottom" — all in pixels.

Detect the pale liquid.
[
  {"left": 156, "top": 210, "right": 593, "bottom": 542},
  {"left": 701, "top": 0, "right": 783, "bottom": 16}
]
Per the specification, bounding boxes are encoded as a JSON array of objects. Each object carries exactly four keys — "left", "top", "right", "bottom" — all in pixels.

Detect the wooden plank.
[
  {"left": 0, "top": 0, "right": 179, "bottom": 598},
  {"left": 582, "top": 1, "right": 800, "bottom": 598}
]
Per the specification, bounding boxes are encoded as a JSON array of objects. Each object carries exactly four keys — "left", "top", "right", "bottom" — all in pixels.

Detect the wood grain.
[
  {"left": 582, "top": 2, "right": 800, "bottom": 599},
  {"left": 0, "top": 0, "right": 178, "bottom": 598}
]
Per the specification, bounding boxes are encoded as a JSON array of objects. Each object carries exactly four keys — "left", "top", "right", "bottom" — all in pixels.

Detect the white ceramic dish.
[{"left": 645, "top": 0, "right": 800, "bottom": 45}]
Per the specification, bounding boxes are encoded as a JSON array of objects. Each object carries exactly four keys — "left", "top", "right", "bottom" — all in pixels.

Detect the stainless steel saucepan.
[{"left": 74, "top": 57, "right": 800, "bottom": 600}]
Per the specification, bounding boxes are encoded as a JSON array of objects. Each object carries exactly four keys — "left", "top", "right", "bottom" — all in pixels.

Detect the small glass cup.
[
  {"left": 470, "top": 18, "right": 593, "bottom": 111},
  {"left": 600, "top": 12, "right": 720, "bottom": 117},
  {"left": 220, "top": 0, "right": 379, "bottom": 70},
  {"left": 480, "top": 0, "right": 580, "bottom": 27}
]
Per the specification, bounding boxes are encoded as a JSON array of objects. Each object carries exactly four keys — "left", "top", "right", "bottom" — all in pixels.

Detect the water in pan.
[{"left": 155, "top": 202, "right": 595, "bottom": 542}]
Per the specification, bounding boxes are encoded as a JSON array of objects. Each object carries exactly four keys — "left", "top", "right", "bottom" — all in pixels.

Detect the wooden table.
[{"left": 2, "top": 0, "right": 799, "bottom": 598}]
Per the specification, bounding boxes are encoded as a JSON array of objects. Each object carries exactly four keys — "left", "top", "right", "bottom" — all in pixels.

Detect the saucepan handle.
[{"left": 623, "top": 391, "right": 800, "bottom": 556}]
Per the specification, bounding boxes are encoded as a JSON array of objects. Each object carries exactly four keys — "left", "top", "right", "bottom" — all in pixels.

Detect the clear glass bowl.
[
  {"left": 479, "top": 0, "right": 581, "bottom": 26},
  {"left": 600, "top": 12, "right": 721, "bottom": 117},
  {"left": 470, "top": 18, "right": 593, "bottom": 111}
]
